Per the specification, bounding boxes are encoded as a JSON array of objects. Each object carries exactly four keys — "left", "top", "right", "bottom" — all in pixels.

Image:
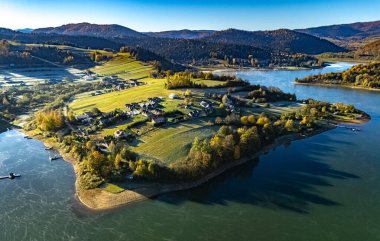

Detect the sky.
[{"left": 0, "top": 0, "right": 379, "bottom": 31}]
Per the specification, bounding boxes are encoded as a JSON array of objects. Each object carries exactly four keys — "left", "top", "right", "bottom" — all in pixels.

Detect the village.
[{"left": 73, "top": 90, "right": 218, "bottom": 144}]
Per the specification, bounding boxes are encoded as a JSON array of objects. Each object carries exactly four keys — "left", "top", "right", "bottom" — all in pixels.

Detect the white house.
[{"left": 169, "top": 93, "right": 178, "bottom": 99}]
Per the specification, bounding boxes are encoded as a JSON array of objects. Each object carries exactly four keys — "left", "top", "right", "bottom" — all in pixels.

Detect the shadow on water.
[{"left": 154, "top": 133, "right": 359, "bottom": 214}]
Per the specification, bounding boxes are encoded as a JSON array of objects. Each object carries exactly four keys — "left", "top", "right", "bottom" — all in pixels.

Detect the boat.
[
  {"left": 24, "top": 136, "right": 32, "bottom": 139},
  {"left": 45, "top": 147, "right": 53, "bottom": 150},
  {"left": 9, "top": 173, "right": 20, "bottom": 179},
  {"left": 0, "top": 173, "right": 21, "bottom": 180},
  {"left": 49, "top": 155, "right": 61, "bottom": 161}
]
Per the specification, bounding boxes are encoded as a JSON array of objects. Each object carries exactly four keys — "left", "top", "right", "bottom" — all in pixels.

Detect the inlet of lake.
[{"left": 1, "top": 62, "right": 380, "bottom": 241}]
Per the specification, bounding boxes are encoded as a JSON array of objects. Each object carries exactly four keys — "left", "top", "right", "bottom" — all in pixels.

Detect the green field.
[
  {"left": 91, "top": 53, "right": 155, "bottom": 80},
  {"left": 130, "top": 118, "right": 218, "bottom": 164},
  {"left": 70, "top": 78, "right": 185, "bottom": 114}
]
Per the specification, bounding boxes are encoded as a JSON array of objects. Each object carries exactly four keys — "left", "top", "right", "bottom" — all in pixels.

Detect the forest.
[{"left": 296, "top": 62, "right": 380, "bottom": 88}]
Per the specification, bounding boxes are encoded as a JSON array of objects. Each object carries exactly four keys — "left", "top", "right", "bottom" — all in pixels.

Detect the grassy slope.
[
  {"left": 91, "top": 53, "right": 155, "bottom": 80},
  {"left": 70, "top": 78, "right": 183, "bottom": 114}
]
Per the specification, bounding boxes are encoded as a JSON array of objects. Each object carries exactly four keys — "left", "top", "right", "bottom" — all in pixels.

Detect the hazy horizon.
[{"left": 1, "top": 0, "right": 380, "bottom": 32}]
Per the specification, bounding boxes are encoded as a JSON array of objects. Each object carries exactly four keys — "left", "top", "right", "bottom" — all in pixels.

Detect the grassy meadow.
[{"left": 129, "top": 118, "right": 218, "bottom": 164}]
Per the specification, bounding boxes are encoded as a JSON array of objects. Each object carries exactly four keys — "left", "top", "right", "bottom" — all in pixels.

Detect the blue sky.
[{"left": 0, "top": 0, "right": 379, "bottom": 31}]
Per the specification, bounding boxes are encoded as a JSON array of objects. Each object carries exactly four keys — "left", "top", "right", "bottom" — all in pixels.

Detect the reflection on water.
[{"left": 1, "top": 63, "right": 380, "bottom": 241}]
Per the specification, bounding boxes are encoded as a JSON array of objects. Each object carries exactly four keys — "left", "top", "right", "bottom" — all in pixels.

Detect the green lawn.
[
  {"left": 130, "top": 118, "right": 218, "bottom": 164},
  {"left": 101, "top": 115, "right": 146, "bottom": 136},
  {"left": 193, "top": 78, "right": 226, "bottom": 87},
  {"left": 101, "top": 183, "right": 125, "bottom": 194}
]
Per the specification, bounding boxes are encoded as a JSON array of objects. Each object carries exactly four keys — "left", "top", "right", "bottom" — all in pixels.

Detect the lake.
[{"left": 1, "top": 62, "right": 380, "bottom": 241}]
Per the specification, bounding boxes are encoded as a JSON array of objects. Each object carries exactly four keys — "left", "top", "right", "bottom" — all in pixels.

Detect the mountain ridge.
[
  {"left": 33, "top": 22, "right": 146, "bottom": 39},
  {"left": 295, "top": 20, "right": 380, "bottom": 40}
]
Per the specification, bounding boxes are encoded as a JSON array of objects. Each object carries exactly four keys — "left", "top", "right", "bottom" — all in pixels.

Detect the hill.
[
  {"left": 33, "top": 22, "right": 146, "bottom": 39},
  {"left": 296, "top": 20, "right": 380, "bottom": 42},
  {"left": 203, "top": 29, "right": 345, "bottom": 54},
  {"left": 355, "top": 39, "right": 380, "bottom": 60},
  {"left": 145, "top": 30, "right": 215, "bottom": 39},
  {"left": 0, "top": 28, "right": 17, "bottom": 35},
  {"left": 296, "top": 62, "right": 380, "bottom": 89}
]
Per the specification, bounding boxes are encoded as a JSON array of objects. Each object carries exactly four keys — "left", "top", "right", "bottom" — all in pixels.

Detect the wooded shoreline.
[{"left": 19, "top": 117, "right": 369, "bottom": 210}]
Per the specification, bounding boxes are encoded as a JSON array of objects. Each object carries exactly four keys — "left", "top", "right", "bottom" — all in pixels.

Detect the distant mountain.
[
  {"left": 16, "top": 28, "right": 34, "bottom": 33},
  {"left": 33, "top": 22, "right": 146, "bottom": 39},
  {"left": 203, "top": 29, "right": 345, "bottom": 54},
  {"left": 0, "top": 28, "right": 17, "bottom": 35},
  {"left": 145, "top": 30, "right": 215, "bottom": 39},
  {"left": 295, "top": 20, "right": 380, "bottom": 41}
]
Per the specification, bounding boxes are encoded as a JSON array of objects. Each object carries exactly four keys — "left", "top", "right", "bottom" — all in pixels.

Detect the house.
[
  {"left": 83, "top": 75, "right": 96, "bottom": 81},
  {"left": 125, "top": 103, "right": 139, "bottom": 111},
  {"left": 151, "top": 109, "right": 165, "bottom": 116},
  {"left": 76, "top": 112, "right": 94, "bottom": 123},
  {"left": 98, "top": 119, "right": 111, "bottom": 127},
  {"left": 200, "top": 100, "right": 210, "bottom": 109},
  {"left": 169, "top": 93, "right": 178, "bottom": 99},
  {"left": 114, "top": 130, "right": 126, "bottom": 139},
  {"left": 141, "top": 110, "right": 152, "bottom": 117},
  {"left": 204, "top": 107, "right": 214, "bottom": 114},
  {"left": 188, "top": 110, "right": 200, "bottom": 118},
  {"left": 152, "top": 116, "right": 166, "bottom": 125}
]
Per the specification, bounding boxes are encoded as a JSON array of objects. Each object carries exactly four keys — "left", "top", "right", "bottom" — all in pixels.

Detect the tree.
[
  {"left": 134, "top": 159, "right": 149, "bottom": 177},
  {"left": 67, "top": 110, "right": 75, "bottom": 123},
  {"left": 222, "top": 95, "right": 229, "bottom": 104},
  {"left": 248, "top": 114, "right": 256, "bottom": 124},
  {"left": 184, "top": 89, "right": 192, "bottom": 97},
  {"left": 35, "top": 109, "right": 65, "bottom": 131},
  {"left": 284, "top": 119, "right": 294, "bottom": 131},
  {"left": 204, "top": 72, "right": 214, "bottom": 80},
  {"left": 240, "top": 116, "right": 248, "bottom": 125},
  {"left": 0, "top": 40, "right": 10, "bottom": 55},
  {"left": 86, "top": 151, "right": 107, "bottom": 175},
  {"left": 215, "top": 116, "right": 223, "bottom": 124},
  {"left": 2, "top": 96, "right": 10, "bottom": 105},
  {"left": 114, "top": 154, "right": 122, "bottom": 169},
  {"left": 256, "top": 115, "right": 270, "bottom": 126},
  {"left": 85, "top": 140, "right": 96, "bottom": 151}
]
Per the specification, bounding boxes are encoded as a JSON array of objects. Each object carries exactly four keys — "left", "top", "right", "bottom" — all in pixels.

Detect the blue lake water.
[{"left": 1, "top": 62, "right": 380, "bottom": 241}]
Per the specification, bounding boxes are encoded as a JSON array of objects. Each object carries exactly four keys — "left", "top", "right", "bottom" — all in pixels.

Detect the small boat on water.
[
  {"left": 0, "top": 173, "right": 21, "bottom": 180},
  {"left": 45, "top": 147, "right": 53, "bottom": 150},
  {"left": 49, "top": 155, "right": 61, "bottom": 161},
  {"left": 24, "top": 136, "right": 32, "bottom": 139}
]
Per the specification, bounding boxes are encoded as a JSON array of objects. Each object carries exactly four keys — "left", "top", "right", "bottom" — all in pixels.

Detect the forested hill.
[
  {"left": 0, "top": 30, "right": 122, "bottom": 50},
  {"left": 295, "top": 20, "right": 380, "bottom": 41},
  {"left": 145, "top": 30, "right": 215, "bottom": 39},
  {"left": 203, "top": 28, "right": 345, "bottom": 54},
  {"left": 33, "top": 23, "right": 146, "bottom": 38},
  {"left": 0, "top": 28, "right": 17, "bottom": 35},
  {"left": 115, "top": 36, "right": 272, "bottom": 63},
  {"left": 0, "top": 23, "right": 340, "bottom": 68},
  {"left": 296, "top": 62, "right": 380, "bottom": 89}
]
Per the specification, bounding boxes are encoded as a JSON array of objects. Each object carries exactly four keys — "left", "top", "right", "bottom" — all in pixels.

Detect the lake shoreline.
[
  {"left": 295, "top": 82, "right": 380, "bottom": 92},
  {"left": 212, "top": 66, "right": 320, "bottom": 74},
  {"left": 16, "top": 122, "right": 346, "bottom": 210}
]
